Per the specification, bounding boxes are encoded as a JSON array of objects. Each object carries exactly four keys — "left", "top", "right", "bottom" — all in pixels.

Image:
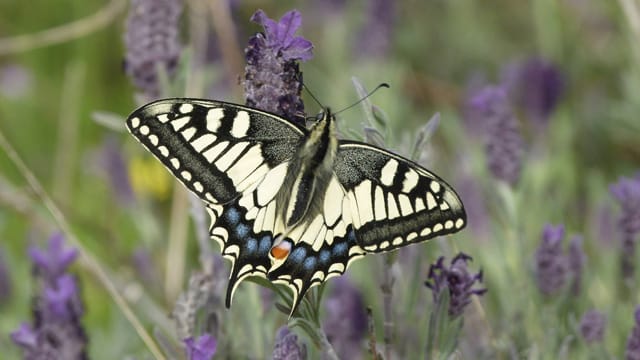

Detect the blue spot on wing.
[
  {"left": 319, "top": 250, "right": 331, "bottom": 264},
  {"left": 347, "top": 229, "right": 356, "bottom": 243},
  {"left": 245, "top": 238, "right": 257, "bottom": 254},
  {"left": 259, "top": 236, "right": 272, "bottom": 254},
  {"left": 303, "top": 256, "right": 316, "bottom": 270},
  {"left": 333, "top": 242, "right": 348, "bottom": 256},
  {"left": 289, "top": 247, "right": 306, "bottom": 263},
  {"left": 226, "top": 207, "right": 240, "bottom": 224},
  {"left": 236, "top": 224, "right": 249, "bottom": 238}
]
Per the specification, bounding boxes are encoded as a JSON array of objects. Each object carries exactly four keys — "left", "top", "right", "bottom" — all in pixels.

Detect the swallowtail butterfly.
[{"left": 126, "top": 99, "right": 466, "bottom": 314}]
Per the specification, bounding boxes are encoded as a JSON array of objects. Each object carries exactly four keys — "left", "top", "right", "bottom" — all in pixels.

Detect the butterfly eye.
[{"left": 270, "top": 240, "right": 292, "bottom": 260}]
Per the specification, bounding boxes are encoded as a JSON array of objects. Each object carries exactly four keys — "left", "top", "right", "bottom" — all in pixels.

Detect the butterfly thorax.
[{"left": 278, "top": 109, "right": 338, "bottom": 229}]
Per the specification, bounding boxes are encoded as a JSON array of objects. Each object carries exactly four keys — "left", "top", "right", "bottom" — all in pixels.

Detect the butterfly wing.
[
  {"left": 126, "top": 98, "right": 307, "bottom": 205},
  {"left": 126, "top": 99, "right": 307, "bottom": 306},
  {"left": 334, "top": 141, "right": 466, "bottom": 252},
  {"left": 265, "top": 175, "right": 366, "bottom": 315}
]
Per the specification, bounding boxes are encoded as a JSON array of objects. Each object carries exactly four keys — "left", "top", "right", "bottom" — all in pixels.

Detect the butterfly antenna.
[
  {"left": 302, "top": 82, "right": 325, "bottom": 109},
  {"left": 334, "top": 82, "right": 390, "bottom": 116}
]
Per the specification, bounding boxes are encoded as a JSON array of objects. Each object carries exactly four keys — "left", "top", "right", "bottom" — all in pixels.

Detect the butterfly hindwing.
[
  {"left": 334, "top": 141, "right": 467, "bottom": 252},
  {"left": 266, "top": 176, "right": 366, "bottom": 313},
  {"left": 126, "top": 99, "right": 306, "bottom": 205}
]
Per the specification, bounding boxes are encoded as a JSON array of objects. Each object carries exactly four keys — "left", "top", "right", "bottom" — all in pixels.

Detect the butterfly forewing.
[
  {"left": 334, "top": 141, "right": 466, "bottom": 252},
  {"left": 126, "top": 99, "right": 306, "bottom": 205}
]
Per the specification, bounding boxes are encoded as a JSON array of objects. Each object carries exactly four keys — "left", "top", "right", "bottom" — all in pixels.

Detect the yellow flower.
[{"left": 128, "top": 156, "right": 172, "bottom": 200}]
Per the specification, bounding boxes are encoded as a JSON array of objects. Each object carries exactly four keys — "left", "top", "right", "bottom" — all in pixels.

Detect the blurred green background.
[{"left": 0, "top": 0, "right": 639, "bottom": 359}]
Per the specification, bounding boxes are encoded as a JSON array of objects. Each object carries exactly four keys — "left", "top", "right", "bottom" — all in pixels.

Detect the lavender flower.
[
  {"left": 425, "top": 253, "right": 487, "bottom": 318},
  {"left": 184, "top": 334, "right": 217, "bottom": 360},
  {"left": 468, "top": 85, "right": 524, "bottom": 186},
  {"left": 610, "top": 174, "right": 640, "bottom": 280},
  {"left": 626, "top": 306, "right": 640, "bottom": 360},
  {"left": 244, "top": 9, "right": 313, "bottom": 125},
  {"left": 502, "top": 57, "right": 564, "bottom": 125},
  {"left": 323, "top": 277, "right": 367, "bottom": 359},
  {"left": 0, "top": 247, "right": 11, "bottom": 304},
  {"left": 354, "top": 0, "right": 395, "bottom": 58},
  {"left": 11, "top": 232, "right": 87, "bottom": 359},
  {"left": 97, "top": 137, "right": 135, "bottom": 206},
  {"left": 534, "top": 224, "right": 568, "bottom": 296},
  {"left": 272, "top": 326, "right": 307, "bottom": 360},
  {"left": 568, "top": 235, "right": 585, "bottom": 296},
  {"left": 123, "top": 0, "right": 183, "bottom": 98},
  {"left": 27, "top": 232, "right": 77, "bottom": 281},
  {"left": 579, "top": 309, "right": 606, "bottom": 343}
]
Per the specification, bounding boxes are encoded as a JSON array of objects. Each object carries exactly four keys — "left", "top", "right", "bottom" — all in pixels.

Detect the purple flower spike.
[
  {"left": 354, "top": 0, "right": 396, "bottom": 58},
  {"left": 44, "top": 274, "right": 78, "bottom": 319},
  {"left": 323, "top": 277, "right": 367, "bottom": 359},
  {"left": 244, "top": 9, "right": 313, "bottom": 125},
  {"left": 10, "top": 323, "right": 38, "bottom": 349},
  {"left": 425, "top": 253, "right": 487, "bottom": 318},
  {"left": 123, "top": 0, "right": 183, "bottom": 98},
  {"left": 579, "top": 309, "right": 606, "bottom": 344},
  {"left": 503, "top": 57, "right": 564, "bottom": 125},
  {"left": 610, "top": 173, "right": 640, "bottom": 280},
  {"left": 468, "top": 85, "right": 524, "bottom": 186},
  {"left": 272, "top": 326, "right": 307, "bottom": 360},
  {"left": 534, "top": 224, "right": 568, "bottom": 296},
  {"left": 184, "top": 334, "right": 217, "bottom": 360},
  {"left": 28, "top": 232, "right": 78, "bottom": 279},
  {"left": 12, "top": 232, "right": 87, "bottom": 359},
  {"left": 250, "top": 10, "right": 313, "bottom": 61},
  {"left": 626, "top": 306, "right": 640, "bottom": 359},
  {"left": 98, "top": 137, "right": 135, "bottom": 206}
]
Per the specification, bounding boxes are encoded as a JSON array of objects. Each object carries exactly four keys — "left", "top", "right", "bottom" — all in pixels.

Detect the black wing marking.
[
  {"left": 126, "top": 98, "right": 307, "bottom": 205},
  {"left": 334, "top": 141, "right": 466, "bottom": 253}
]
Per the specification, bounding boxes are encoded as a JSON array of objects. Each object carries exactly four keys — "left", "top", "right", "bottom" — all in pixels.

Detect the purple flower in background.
[
  {"left": 28, "top": 232, "right": 78, "bottom": 280},
  {"left": 568, "top": 235, "right": 585, "bottom": 296},
  {"left": 0, "top": 64, "right": 32, "bottom": 99},
  {"left": 502, "top": 57, "right": 564, "bottom": 125},
  {"left": 579, "top": 309, "right": 606, "bottom": 343},
  {"left": 184, "top": 334, "right": 217, "bottom": 360},
  {"left": 455, "top": 170, "right": 491, "bottom": 241},
  {"left": 272, "top": 326, "right": 307, "bottom": 360},
  {"left": 323, "top": 277, "right": 367, "bottom": 359},
  {"left": 534, "top": 224, "right": 568, "bottom": 296},
  {"left": 468, "top": 85, "right": 524, "bottom": 186},
  {"left": 244, "top": 9, "right": 313, "bottom": 125},
  {"left": 0, "top": 247, "right": 11, "bottom": 304},
  {"left": 626, "top": 306, "right": 640, "bottom": 360},
  {"left": 124, "top": 0, "right": 183, "bottom": 98},
  {"left": 97, "top": 137, "right": 135, "bottom": 206},
  {"left": 425, "top": 253, "right": 487, "bottom": 318},
  {"left": 131, "top": 247, "right": 160, "bottom": 291},
  {"left": 44, "top": 274, "right": 78, "bottom": 318},
  {"left": 354, "top": 0, "right": 396, "bottom": 58},
  {"left": 10, "top": 323, "right": 37, "bottom": 349},
  {"left": 12, "top": 232, "right": 87, "bottom": 359},
  {"left": 610, "top": 173, "right": 640, "bottom": 280}
]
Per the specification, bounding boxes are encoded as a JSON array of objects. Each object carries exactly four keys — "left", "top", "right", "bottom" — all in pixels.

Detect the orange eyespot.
[{"left": 270, "top": 241, "right": 291, "bottom": 260}]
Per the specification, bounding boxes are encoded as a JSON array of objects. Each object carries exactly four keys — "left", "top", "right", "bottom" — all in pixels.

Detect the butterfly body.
[{"left": 126, "top": 99, "right": 466, "bottom": 315}]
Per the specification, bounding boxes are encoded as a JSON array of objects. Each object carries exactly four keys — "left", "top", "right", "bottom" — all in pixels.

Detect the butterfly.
[{"left": 126, "top": 99, "right": 466, "bottom": 315}]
